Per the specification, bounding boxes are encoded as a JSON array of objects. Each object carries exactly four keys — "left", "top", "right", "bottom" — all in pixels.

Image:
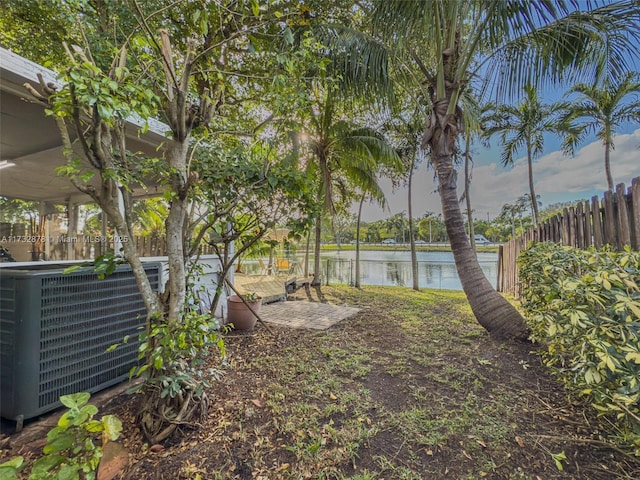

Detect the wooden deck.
[
  {"left": 233, "top": 273, "right": 287, "bottom": 304},
  {"left": 233, "top": 273, "right": 317, "bottom": 304}
]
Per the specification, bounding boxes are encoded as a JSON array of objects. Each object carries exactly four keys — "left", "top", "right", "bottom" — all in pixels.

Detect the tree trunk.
[
  {"left": 464, "top": 136, "right": 475, "bottom": 251},
  {"left": 304, "top": 230, "right": 311, "bottom": 277},
  {"left": 102, "top": 200, "right": 161, "bottom": 317},
  {"left": 355, "top": 194, "right": 365, "bottom": 288},
  {"left": 408, "top": 161, "right": 419, "bottom": 291},
  {"left": 526, "top": 144, "right": 540, "bottom": 225},
  {"left": 604, "top": 140, "right": 614, "bottom": 191},
  {"left": 427, "top": 100, "right": 528, "bottom": 339},
  {"left": 165, "top": 140, "right": 190, "bottom": 324},
  {"left": 311, "top": 216, "right": 322, "bottom": 286}
]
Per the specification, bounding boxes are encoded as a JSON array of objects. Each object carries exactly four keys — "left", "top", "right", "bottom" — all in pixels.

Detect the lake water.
[{"left": 243, "top": 250, "right": 498, "bottom": 291}]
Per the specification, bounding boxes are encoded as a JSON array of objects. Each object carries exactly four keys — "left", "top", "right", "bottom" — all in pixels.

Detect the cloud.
[{"left": 356, "top": 127, "right": 640, "bottom": 221}]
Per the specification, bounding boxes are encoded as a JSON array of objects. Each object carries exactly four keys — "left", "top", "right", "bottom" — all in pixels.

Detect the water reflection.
[{"left": 241, "top": 250, "right": 498, "bottom": 291}]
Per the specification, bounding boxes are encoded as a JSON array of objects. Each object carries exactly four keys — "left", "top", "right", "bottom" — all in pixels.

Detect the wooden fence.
[
  {"left": 95, "top": 236, "right": 218, "bottom": 258},
  {"left": 0, "top": 235, "right": 217, "bottom": 262},
  {"left": 497, "top": 177, "right": 640, "bottom": 296}
]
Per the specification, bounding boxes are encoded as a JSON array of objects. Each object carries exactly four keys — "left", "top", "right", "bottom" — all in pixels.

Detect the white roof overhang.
[{"left": 0, "top": 47, "right": 169, "bottom": 204}]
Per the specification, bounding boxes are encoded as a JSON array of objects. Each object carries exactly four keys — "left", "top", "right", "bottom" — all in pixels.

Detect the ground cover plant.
[{"left": 7, "top": 286, "right": 628, "bottom": 479}]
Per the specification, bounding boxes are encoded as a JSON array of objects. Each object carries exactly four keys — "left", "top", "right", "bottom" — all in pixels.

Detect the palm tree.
[
  {"left": 384, "top": 109, "right": 427, "bottom": 290},
  {"left": 363, "top": 0, "right": 640, "bottom": 338},
  {"left": 305, "top": 93, "right": 399, "bottom": 287},
  {"left": 354, "top": 190, "right": 387, "bottom": 288},
  {"left": 561, "top": 72, "right": 640, "bottom": 191},
  {"left": 483, "top": 85, "right": 564, "bottom": 225}
]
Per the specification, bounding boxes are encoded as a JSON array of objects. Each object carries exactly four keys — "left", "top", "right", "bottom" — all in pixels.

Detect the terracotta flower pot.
[{"left": 226, "top": 294, "right": 262, "bottom": 330}]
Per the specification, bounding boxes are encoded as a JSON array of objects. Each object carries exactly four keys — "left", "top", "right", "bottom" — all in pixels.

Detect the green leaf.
[
  {"left": 68, "top": 410, "right": 89, "bottom": 427},
  {"left": 57, "top": 411, "right": 72, "bottom": 429},
  {"left": 551, "top": 451, "right": 566, "bottom": 471},
  {"left": 625, "top": 352, "right": 640, "bottom": 364},
  {"left": 62, "top": 265, "right": 83, "bottom": 275},
  {"left": 102, "top": 415, "right": 123, "bottom": 441},
  {"left": 60, "top": 393, "right": 90, "bottom": 409},
  {"left": 81, "top": 404, "right": 98, "bottom": 417},
  {"left": 0, "top": 458, "right": 22, "bottom": 470},
  {"left": 627, "top": 301, "right": 640, "bottom": 318},
  {"left": 0, "top": 467, "right": 19, "bottom": 480},
  {"left": 250, "top": 0, "right": 260, "bottom": 16},
  {"left": 43, "top": 432, "right": 75, "bottom": 454},
  {"left": 283, "top": 27, "right": 294, "bottom": 45},
  {"left": 80, "top": 171, "right": 95, "bottom": 183},
  {"left": 199, "top": 16, "right": 208, "bottom": 36},
  {"left": 30, "top": 455, "right": 66, "bottom": 475},
  {"left": 56, "top": 463, "right": 80, "bottom": 480},
  {"left": 85, "top": 420, "right": 104, "bottom": 433}
]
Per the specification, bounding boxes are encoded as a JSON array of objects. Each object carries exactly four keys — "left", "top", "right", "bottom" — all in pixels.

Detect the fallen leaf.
[
  {"left": 462, "top": 450, "right": 473, "bottom": 460},
  {"left": 515, "top": 436, "right": 525, "bottom": 447},
  {"left": 274, "top": 463, "right": 290, "bottom": 472},
  {"left": 476, "top": 439, "right": 487, "bottom": 448},
  {"left": 426, "top": 449, "right": 434, "bottom": 456},
  {"left": 329, "top": 392, "right": 337, "bottom": 400},
  {"left": 251, "top": 399, "right": 263, "bottom": 408},
  {"left": 149, "top": 444, "right": 164, "bottom": 453}
]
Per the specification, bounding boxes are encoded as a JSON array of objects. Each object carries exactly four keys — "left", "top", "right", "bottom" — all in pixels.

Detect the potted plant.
[{"left": 226, "top": 292, "right": 262, "bottom": 330}]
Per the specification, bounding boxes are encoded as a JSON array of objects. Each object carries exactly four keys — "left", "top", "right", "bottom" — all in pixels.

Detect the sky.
[
  {"left": 357, "top": 116, "right": 640, "bottom": 223},
  {"left": 357, "top": 0, "right": 640, "bottom": 223}
]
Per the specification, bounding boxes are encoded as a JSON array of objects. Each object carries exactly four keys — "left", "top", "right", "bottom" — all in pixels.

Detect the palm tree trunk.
[
  {"left": 526, "top": 144, "right": 540, "bottom": 225},
  {"left": 604, "top": 140, "right": 614, "bottom": 191},
  {"left": 408, "top": 160, "right": 419, "bottom": 291},
  {"left": 428, "top": 100, "right": 528, "bottom": 339},
  {"left": 311, "top": 217, "right": 322, "bottom": 286},
  {"left": 464, "top": 136, "right": 475, "bottom": 251},
  {"left": 355, "top": 193, "right": 365, "bottom": 288},
  {"left": 304, "top": 230, "right": 311, "bottom": 277}
]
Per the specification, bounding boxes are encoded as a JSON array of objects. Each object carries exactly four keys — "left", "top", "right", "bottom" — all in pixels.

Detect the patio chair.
[
  {"left": 276, "top": 258, "right": 291, "bottom": 274},
  {"left": 258, "top": 258, "right": 269, "bottom": 275}
]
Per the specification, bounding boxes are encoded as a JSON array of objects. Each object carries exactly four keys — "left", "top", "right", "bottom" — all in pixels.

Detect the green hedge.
[{"left": 518, "top": 243, "right": 640, "bottom": 454}]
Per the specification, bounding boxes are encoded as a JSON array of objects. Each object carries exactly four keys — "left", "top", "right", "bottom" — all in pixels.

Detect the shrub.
[
  {"left": 128, "top": 310, "right": 227, "bottom": 444},
  {"left": 0, "top": 393, "right": 122, "bottom": 480},
  {"left": 519, "top": 243, "right": 640, "bottom": 454}
]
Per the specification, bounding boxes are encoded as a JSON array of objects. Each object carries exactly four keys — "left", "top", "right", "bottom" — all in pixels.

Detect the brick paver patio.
[{"left": 259, "top": 300, "right": 361, "bottom": 330}]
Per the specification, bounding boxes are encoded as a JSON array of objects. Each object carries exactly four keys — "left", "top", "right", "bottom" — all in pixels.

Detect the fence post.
[
  {"left": 603, "top": 190, "right": 617, "bottom": 247},
  {"left": 497, "top": 245, "right": 503, "bottom": 292},
  {"left": 349, "top": 259, "right": 354, "bottom": 286},
  {"left": 632, "top": 178, "right": 640, "bottom": 250},
  {"left": 325, "top": 259, "right": 330, "bottom": 286},
  {"left": 592, "top": 195, "right": 603, "bottom": 248},
  {"left": 576, "top": 202, "right": 585, "bottom": 249},
  {"left": 584, "top": 200, "right": 592, "bottom": 248},
  {"left": 562, "top": 208, "right": 570, "bottom": 245},
  {"left": 616, "top": 183, "right": 631, "bottom": 249}
]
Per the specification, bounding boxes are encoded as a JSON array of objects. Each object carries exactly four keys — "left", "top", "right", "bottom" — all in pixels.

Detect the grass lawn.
[{"left": 15, "top": 286, "right": 639, "bottom": 479}]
